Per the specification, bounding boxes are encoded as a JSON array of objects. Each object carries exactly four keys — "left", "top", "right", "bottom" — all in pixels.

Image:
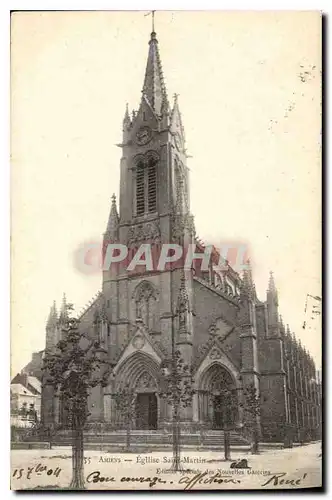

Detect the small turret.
[
  {"left": 240, "top": 259, "right": 256, "bottom": 301},
  {"left": 122, "top": 103, "right": 131, "bottom": 131},
  {"left": 104, "top": 194, "right": 119, "bottom": 243},
  {"left": 46, "top": 301, "right": 57, "bottom": 329},
  {"left": 58, "top": 293, "right": 68, "bottom": 325},
  {"left": 45, "top": 301, "right": 59, "bottom": 349}
]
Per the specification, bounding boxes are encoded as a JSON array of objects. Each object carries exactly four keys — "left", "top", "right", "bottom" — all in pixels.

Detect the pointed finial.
[
  {"left": 46, "top": 301, "right": 58, "bottom": 327},
  {"left": 286, "top": 324, "right": 291, "bottom": 336},
  {"left": 61, "top": 293, "right": 67, "bottom": 309},
  {"left": 105, "top": 194, "right": 119, "bottom": 241},
  {"left": 240, "top": 259, "right": 256, "bottom": 300},
  {"left": 268, "top": 271, "right": 277, "bottom": 292},
  {"left": 58, "top": 293, "right": 69, "bottom": 323},
  {"left": 123, "top": 102, "right": 131, "bottom": 129}
]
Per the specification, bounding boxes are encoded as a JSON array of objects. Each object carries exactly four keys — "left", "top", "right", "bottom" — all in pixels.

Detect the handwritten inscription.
[
  {"left": 86, "top": 471, "right": 167, "bottom": 488},
  {"left": 179, "top": 471, "right": 241, "bottom": 490},
  {"left": 261, "top": 472, "right": 307, "bottom": 488},
  {"left": 12, "top": 463, "right": 61, "bottom": 480}
]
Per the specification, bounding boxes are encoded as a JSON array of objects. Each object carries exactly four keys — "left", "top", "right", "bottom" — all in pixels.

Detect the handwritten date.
[{"left": 12, "top": 463, "right": 61, "bottom": 480}]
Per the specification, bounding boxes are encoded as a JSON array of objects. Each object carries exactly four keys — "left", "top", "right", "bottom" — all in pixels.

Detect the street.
[{"left": 11, "top": 442, "right": 322, "bottom": 491}]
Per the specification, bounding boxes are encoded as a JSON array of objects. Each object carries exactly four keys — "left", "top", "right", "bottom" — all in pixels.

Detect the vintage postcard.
[{"left": 10, "top": 10, "right": 322, "bottom": 491}]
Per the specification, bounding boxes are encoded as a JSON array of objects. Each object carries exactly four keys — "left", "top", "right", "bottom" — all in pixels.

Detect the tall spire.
[{"left": 142, "top": 30, "right": 168, "bottom": 116}]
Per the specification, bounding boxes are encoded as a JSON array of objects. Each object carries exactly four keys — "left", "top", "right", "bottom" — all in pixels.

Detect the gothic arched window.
[{"left": 135, "top": 154, "right": 157, "bottom": 216}]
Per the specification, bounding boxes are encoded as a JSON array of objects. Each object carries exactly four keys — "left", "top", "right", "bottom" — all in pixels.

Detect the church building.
[{"left": 41, "top": 27, "right": 321, "bottom": 443}]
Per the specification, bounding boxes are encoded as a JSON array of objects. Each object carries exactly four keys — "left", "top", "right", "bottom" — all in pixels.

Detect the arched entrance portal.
[
  {"left": 115, "top": 352, "right": 160, "bottom": 430},
  {"left": 198, "top": 363, "right": 239, "bottom": 429},
  {"left": 136, "top": 393, "right": 158, "bottom": 430}
]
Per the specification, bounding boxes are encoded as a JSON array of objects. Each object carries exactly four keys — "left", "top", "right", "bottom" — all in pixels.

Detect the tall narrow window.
[
  {"left": 148, "top": 158, "right": 157, "bottom": 212},
  {"left": 136, "top": 161, "right": 145, "bottom": 216},
  {"left": 135, "top": 156, "right": 157, "bottom": 216}
]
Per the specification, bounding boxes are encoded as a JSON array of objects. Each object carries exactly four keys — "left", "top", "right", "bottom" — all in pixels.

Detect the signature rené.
[{"left": 261, "top": 472, "right": 307, "bottom": 487}]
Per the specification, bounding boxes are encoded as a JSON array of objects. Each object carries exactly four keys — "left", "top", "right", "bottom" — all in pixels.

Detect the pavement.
[{"left": 11, "top": 441, "right": 322, "bottom": 491}]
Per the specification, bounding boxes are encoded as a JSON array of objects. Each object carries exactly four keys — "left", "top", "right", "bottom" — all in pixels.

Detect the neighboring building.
[
  {"left": 41, "top": 28, "right": 322, "bottom": 442},
  {"left": 11, "top": 374, "right": 41, "bottom": 427}
]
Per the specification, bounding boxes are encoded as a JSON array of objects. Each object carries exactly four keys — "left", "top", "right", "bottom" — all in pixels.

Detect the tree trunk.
[
  {"left": 251, "top": 427, "right": 259, "bottom": 454},
  {"left": 69, "top": 418, "right": 85, "bottom": 490},
  {"left": 224, "top": 429, "right": 231, "bottom": 460},
  {"left": 126, "top": 418, "right": 131, "bottom": 451},
  {"left": 171, "top": 404, "right": 182, "bottom": 472}
]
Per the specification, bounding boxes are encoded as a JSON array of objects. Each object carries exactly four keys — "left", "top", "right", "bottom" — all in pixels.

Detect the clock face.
[
  {"left": 174, "top": 132, "right": 182, "bottom": 151},
  {"left": 136, "top": 126, "right": 152, "bottom": 146}
]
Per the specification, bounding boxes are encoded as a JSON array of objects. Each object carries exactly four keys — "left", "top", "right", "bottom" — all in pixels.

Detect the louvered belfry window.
[
  {"left": 136, "top": 156, "right": 157, "bottom": 216},
  {"left": 136, "top": 161, "right": 145, "bottom": 216}
]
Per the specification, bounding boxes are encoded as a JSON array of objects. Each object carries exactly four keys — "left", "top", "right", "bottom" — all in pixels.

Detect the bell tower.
[
  {"left": 109, "top": 28, "right": 193, "bottom": 249},
  {"left": 102, "top": 26, "right": 195, "bottom": 367}
]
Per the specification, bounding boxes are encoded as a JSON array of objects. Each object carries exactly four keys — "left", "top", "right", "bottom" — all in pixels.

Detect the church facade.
[{"left": 41, "top": 29, "right": 321, "bottom": 442}]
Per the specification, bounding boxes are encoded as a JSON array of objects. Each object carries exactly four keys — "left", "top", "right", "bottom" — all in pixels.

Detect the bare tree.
[{"left": 42, "top": 305, "right": 109, "bottom": 489}]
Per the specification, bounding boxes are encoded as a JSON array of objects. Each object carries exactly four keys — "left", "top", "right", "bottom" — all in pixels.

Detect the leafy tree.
[
  {"left": 241, "top": 383, "right": 261, "bottom": 454},
  {"left": 42, "top": 305, "right": 109, "bottom": 489},
  {"left": 112, "top": 383, "right": 137, "bottom": 451},
  {"left": 159, "top": 350, "right": 195, "bottom": 472}
]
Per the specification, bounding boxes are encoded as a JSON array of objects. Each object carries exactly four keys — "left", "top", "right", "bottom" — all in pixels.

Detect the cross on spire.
[{"left": 145, "top": 10, "right": 156, "bottom": 33}]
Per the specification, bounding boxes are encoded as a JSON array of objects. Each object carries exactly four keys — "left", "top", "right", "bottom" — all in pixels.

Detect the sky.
[{"left": 11, "top": 11, "right": 322, "bottom": 376}]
